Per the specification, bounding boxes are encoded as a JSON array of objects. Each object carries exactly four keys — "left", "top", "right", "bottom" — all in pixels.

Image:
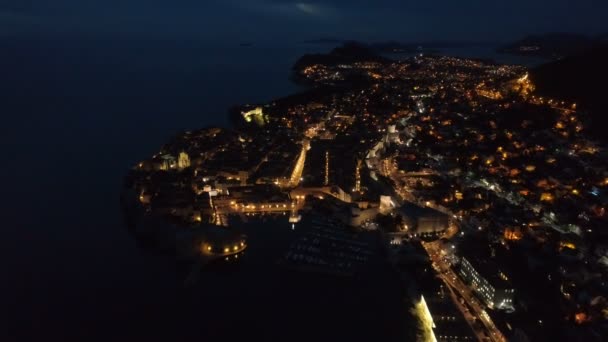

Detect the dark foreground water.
[
  {"left": 1, "top": 37, "right": 323, "bottom": 341},
  {"left": 1, "top": 37, "right": 544, "bottom": 341}
]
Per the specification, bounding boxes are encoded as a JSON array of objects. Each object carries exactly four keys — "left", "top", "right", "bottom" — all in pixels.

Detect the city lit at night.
[{"left": 6, "top": 1, "right": 608, "bottom": 341}]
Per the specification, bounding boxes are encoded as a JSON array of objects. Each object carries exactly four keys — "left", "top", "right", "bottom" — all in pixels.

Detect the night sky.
[{"left": 1, "top": 0, "right": 607, "bottom": 42}]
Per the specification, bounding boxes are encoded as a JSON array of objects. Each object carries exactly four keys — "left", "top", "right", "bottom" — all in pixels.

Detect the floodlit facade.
[
  {"left": 459, "top": 257, "right": 515, "bottom": 310},
  {"left": 415, "top": 295, "right": 438, "bottom": 342}
]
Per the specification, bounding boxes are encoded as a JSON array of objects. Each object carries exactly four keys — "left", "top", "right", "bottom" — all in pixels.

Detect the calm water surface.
[{"left": 2, "top": 38, "right": 321, "bottom": 341}]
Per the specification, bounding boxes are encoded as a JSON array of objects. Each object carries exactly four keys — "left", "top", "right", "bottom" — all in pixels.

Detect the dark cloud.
[{"left": 0, "top": 0, "right": 606, "bottom": 41}]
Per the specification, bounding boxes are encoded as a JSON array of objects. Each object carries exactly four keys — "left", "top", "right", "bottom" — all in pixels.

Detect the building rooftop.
[
  {"left": 462, "top": 255, "right": 513, "bottom": 289},
  {"left": 399, "top": 202, "right": 449, "bottom": 220}
]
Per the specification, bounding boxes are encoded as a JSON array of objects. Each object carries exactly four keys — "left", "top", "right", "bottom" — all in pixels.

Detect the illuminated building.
[
  {"left": 504, "top": 227, "right": 523, "bottom": 241},
  {"left": 324, "top": 151, "right": 330, "bottom": 186},
  {"left": 454, "top": 191, "right": 463, "bottom": 200},
  {"left": 241, "top": 107, "right": 267, "bottom": 125},
  {"left": 158, "top": 154, "right": 177, "bottom": 170},
  {"left": 414, "top": 295, "right": 438, "bottom": 342},
  {"left": 540, "top": 193, "right": 554, "bottom": 202},
  {"left": 396, "top": 203, "right": 449, "bottom": 235},
  {"left": 459, "top": 257, "right": 515, "bottom": 310},
  {"left": 157, "top": 152, "right": 190, "bottom": 171},
  {"left": 355, "top": 159, "right": 362, "bottom": 192},
  {"left": 419, "top": 278, "right": 476, "bottom": 342},
  {"left": 380, "top": 195, "right": 396, "bottom": 213},
  {"left": 178, "top": 151, "right": 191, "bottom": 170}
]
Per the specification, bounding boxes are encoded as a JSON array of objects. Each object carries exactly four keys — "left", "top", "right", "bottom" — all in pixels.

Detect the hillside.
[
  {"left": 530, "top": 45, "right": 608, "bottom": 142},
  {"left": 293, "top": 41, "right": 390, "bottom": 71},
  {"left": 498, "top": 33, "right": 600, "bottom": 58}
]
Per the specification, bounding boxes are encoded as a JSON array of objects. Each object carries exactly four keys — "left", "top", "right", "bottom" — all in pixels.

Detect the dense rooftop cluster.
[{"left": 124, "top": 46, "right": 607, "bottom": 341}]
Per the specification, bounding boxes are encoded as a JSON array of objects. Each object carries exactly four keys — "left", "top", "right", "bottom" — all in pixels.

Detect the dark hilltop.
[{"left": 530, "top": 44, "right": 608, "bottom": 142}]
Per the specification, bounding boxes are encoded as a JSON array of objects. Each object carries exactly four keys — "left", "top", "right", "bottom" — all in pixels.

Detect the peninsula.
[{"left": 123, "top": 44, "right": 608, "bottom": 342}]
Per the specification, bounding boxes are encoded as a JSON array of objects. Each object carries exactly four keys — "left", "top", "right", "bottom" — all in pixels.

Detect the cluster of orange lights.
[
  {"left": 203, "top": 241, "right": 245, "bottom": 255},
  {"left": 540, "top": 193, "right": 554, "bottom": 202},
  {"left": 574, "top": 312, "right": 590, "bottom": 325},
  {"left": 223, "top": 242, "right": 245, "bottom": 254},
  {"left": 504, "top": 228, "right": 523, "bottom": 241},
  {"left": 559, "top": 241, "right": 576, "bottom": 251}
]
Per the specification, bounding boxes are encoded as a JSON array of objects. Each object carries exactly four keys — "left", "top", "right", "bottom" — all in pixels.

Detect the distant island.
[
  {"left": 366, "top": 41, "right": 440, "bottom": 54},
  {"left": 302, "top": 39, "right": 427, "bottom": 53},
  {"left": 498, "top": 32, "right": 605, "bottom": 59},
  {"left": 302, "top": 38, "right": 345, "bottom": 45},
  {"left": 302, "top": 39, "right": 496, "bottom": 54},
  {"left": 530, "top": 44, "right": 608, "bottom": 142}
]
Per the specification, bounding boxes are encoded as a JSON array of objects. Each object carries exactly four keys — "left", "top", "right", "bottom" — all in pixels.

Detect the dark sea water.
[
  {"left": 2, "top": 37, "right": 324, "bottom": 341},
  {"left": 1, "top": 37, "right": 543, "bottom": 341}
]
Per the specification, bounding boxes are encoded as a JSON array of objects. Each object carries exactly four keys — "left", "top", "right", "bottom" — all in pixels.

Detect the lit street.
[{"left": 424, "top": 241, "right": 507, "bottom": 342}]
